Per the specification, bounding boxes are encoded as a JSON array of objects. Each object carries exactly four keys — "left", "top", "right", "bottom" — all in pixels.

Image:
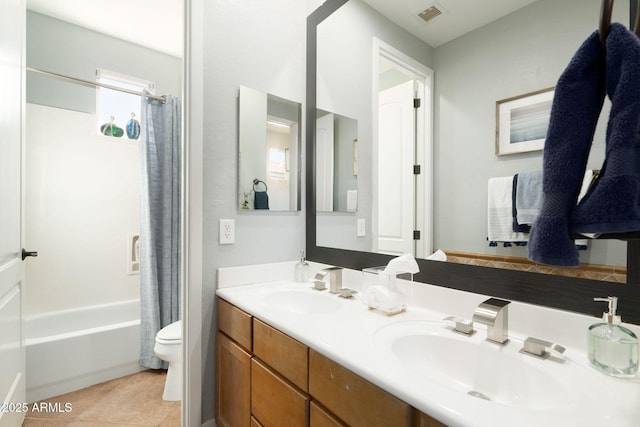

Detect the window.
[{"left": 96, "top": 69, "right": 154, "bottom": 141}]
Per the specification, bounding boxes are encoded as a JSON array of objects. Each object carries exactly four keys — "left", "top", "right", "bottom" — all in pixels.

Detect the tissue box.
[{"left": 361, "top": 267, "right": 414, "bottom": 315}]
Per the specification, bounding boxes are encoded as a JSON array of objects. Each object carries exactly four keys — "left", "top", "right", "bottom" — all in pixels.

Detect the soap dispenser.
[
  {"left": 588, "top": 296, "right": 639, "bottom": 378},
  {"left": 294, "top": 250, "right": 309, "bottom": 283}
]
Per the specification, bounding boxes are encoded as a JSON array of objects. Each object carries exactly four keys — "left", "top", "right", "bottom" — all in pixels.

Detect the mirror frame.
[{"left": 306, "top": 0, "right": 640, "bottom": 324}]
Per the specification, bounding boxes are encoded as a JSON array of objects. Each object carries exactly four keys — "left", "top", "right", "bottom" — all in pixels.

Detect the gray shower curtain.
[{"left": 139, "top": 90, "right": 181, "bottom": 369}]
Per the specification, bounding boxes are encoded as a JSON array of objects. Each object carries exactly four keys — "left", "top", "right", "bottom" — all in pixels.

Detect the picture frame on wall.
[{"left": 495, "top": 87, "right": 555, "bottom": 156}]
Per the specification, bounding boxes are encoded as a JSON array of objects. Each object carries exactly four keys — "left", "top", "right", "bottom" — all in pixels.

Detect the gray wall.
[
  {"left": 201, "top": 0, "right": 307, "bottom": 422},
  {"left": 433, "top": 0, "right": 627, "bottom": 265},
  {"left": 26, "top": 11, "right": 182, "bottom": 112}
]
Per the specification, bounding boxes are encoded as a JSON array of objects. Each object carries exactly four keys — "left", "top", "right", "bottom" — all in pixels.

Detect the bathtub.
[{"left": 25, "top": 299, "right": 142, "bottom": 402}]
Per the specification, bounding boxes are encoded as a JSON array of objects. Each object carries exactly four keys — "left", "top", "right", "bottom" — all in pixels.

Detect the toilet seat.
[{"left": 156, "top": 320, "right": 182, "bottom": 345}]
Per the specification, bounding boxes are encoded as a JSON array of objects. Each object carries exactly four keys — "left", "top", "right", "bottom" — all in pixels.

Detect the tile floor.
[{"left": 22, "top": 370, "right": 180, "bottom": 427}]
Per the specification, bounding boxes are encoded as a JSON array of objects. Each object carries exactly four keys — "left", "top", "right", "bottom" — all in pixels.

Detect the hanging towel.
[
  {"left": 488, "top": 176, "right": 529, "bottom": 244},
  {"left": 512, "top": 174, "right": 531, "bottom": 233},
  {"left": 515, "top": 170, "right": 543, "bottom": 226},
  {"left": 529, "top": 23, "right": 640, "bottom": 267},
  {"left": 516, "top": 169, "right": 594, "bottom": 226}
]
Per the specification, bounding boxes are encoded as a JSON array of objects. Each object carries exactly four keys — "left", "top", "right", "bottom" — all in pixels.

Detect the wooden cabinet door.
[
  {"left": 251, "top": 358, "right": 309, "bottom": 427},
  {"left": 309, "top": 349, "right": 412, "bottom": 427},
  {"left": 216, "top": 331, "right": 252, "bottom": 427}
]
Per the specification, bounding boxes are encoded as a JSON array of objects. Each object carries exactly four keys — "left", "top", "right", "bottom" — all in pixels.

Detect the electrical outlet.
[
  {"left": 219, "top": 219, "right": 235, "bottom": 244},
  {"left": 357, "top": 218, "right": 366, "bottom": 237}
]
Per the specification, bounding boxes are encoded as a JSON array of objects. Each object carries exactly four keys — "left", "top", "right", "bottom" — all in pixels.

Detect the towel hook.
[
  {"left": 634, "top": 0, "right": 640, "bottom": 37},
  {"left": 253, "top": 178, "right": 268, "bottom": 192},
  {"left": 600, "top": 0, "right": 640, "bottom": 45},
  {"left": 600, "top": 0, "right": 614, "bottom": 46}
]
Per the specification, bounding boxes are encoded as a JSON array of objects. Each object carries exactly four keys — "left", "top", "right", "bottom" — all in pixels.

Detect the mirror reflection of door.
[
  {"left": 374, "top": 40, "right": 433, "bottom": 258},
  {"left": 377, "top": 79, "right": 415, "bottom": 255},
  {"left": 316, "top": 112, "right": 335, "bottom": 212},
  {"left": 316, "top": 110, "right": 359, "bottom": 213}
]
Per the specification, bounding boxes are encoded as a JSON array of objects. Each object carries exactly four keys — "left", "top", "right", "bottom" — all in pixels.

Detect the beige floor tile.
[
  {"left": 22, "top": 419, "right": 70, "bottom": 426},
  {"left": 26, "top": 375, "right": 128, "bottom": 421},
  {"left": 67, "top": 422, "right": 148, "bottom": 427},
  {"left": 23, "top": 370, "right": 179, "bottom": 427},
  {"left": 77, "top": 371, "right": 176, "bottom": 426},
  {"left": 158, "top": 403, "right": 181, "bottom": 427}
]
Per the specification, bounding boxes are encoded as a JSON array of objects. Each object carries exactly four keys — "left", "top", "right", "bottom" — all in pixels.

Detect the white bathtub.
[{"left": 25, "top": 299, "right": 142, "bottom": 402}]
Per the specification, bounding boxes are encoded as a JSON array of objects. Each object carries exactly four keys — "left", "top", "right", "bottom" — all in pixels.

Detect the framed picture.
[{"left": 495, "top": 87, "right": 554, "bottom": 156}]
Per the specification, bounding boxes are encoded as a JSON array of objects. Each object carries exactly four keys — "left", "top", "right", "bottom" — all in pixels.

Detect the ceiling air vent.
[{"left": 418, "top": 4, "right": 443, "bottom": 23}]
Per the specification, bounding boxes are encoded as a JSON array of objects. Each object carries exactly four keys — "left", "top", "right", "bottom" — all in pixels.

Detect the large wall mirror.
[
  {"left": 239, "top": 86, "right": 301, "bottom": 211},
  {"left": 307, "top": 0, "right": 640, "bottom": 324}
]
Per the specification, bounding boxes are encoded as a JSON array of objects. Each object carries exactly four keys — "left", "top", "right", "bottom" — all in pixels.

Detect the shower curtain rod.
[{"left": 26, "top": 67, "right": 167, "bottom": 103}]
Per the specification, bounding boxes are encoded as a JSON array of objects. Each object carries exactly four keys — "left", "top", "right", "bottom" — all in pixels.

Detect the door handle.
[{"left": 22, "top": 249, "right": 38, "bottom": 260}]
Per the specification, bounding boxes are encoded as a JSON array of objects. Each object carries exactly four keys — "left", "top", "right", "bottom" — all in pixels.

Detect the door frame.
[{"left": 371, "top": 38, "right": 433, "bottom": 258}]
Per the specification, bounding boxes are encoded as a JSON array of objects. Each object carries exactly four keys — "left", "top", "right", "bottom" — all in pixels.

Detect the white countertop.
[{"left": 217, "top": 261, "right": 640, "bottom": 427}]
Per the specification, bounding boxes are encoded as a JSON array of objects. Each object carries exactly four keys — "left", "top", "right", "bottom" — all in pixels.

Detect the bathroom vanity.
[
  {"left": 215, "top": 262, "right": 640, "bottom": 427},
  {"left": 215, "top": 298, "right": 438, "bottom": 427}
]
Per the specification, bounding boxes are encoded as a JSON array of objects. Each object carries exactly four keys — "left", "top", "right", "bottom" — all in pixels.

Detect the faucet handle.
[
  {"left": 443, "top": 316, "right": 475, "bottom": 335},
  {"left": 311, "top": 280, "right": 327, "bottom": 291},
  {"left": 520, "top": 337, "right": 566, "bottom": 359}
]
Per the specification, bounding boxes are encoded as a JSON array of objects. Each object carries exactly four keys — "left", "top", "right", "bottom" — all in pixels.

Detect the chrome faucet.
[
  {"left": 313, "top": 267, "right": 343, "bottom": 293},
  {"left": 472, "top": 298, "right": 510, "bottom": 344}
]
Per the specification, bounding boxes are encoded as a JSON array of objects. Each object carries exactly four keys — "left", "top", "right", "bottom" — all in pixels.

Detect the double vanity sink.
[{"left": 217, "top": 263, "right": 640, "bottom": 426}]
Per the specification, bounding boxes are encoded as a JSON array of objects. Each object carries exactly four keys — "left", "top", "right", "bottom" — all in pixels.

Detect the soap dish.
[{"left": 367, "top": 304, "right": 407, "bottom": 316}]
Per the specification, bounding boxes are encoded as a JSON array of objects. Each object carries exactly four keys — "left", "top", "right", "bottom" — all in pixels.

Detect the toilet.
[{"left": 154, "top": 320, "right": 182, "bottom": 401}]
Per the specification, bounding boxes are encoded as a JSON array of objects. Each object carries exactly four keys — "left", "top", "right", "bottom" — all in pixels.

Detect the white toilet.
[{"left": 154, "top": 320, "right": 182, "bottom": 401}]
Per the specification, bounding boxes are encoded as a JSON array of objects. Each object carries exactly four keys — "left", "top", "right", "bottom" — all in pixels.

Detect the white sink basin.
[
  {"left": 262, "top": 289, "right": 341, "bottom": 314},
  {"left": 374, "top": 320, "right": 607, "bottom": 411}
]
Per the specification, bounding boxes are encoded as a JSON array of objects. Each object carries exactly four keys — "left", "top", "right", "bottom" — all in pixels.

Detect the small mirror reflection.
[
  {"left": 316, "top": 109, "right": 358, "bottom": 213},
  {"left": 239, "top": 86, "right": 301, "bottom": 211}
]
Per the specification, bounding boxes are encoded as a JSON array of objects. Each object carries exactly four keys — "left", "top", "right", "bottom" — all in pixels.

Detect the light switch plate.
[
  {"left": 219, "top": 219, "right": 235, "bottom": 244},
  {"left": 357, "top": 218, "right": 366, "bottom": 237}
]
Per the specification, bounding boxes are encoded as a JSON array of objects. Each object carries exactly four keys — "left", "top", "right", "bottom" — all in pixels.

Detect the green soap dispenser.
[{"left": 588, "top": 296, "right": 639, "bottom": 378}]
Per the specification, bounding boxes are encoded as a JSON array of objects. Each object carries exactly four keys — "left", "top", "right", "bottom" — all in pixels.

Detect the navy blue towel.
[
  {"left": 529, "top": 24, "right": 640, "bottom": 267},
  {"left": 254, "top": 191, "right": 269, "bottom": 210}
]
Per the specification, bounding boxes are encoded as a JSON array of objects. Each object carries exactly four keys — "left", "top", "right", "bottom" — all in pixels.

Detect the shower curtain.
[{"left": 139, "top": 90, "right": 181, "bottom": 369}]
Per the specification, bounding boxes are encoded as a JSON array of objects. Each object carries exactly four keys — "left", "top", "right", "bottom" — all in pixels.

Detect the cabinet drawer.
[
  {"left": 218, "top": 298, "right": 252, "bottom": 351},
  {"left": 251, "top": 358, "right": 309, "bottom": 427},
  {"left": 253, "top": 318, "right": 308, "bottom": 391},
  {"left": 309, "top": 349, "right": 412, "bottom": 427},
  {"left": 310, "top": 401, "right": 346, "bottom": 427},
  {"left": 216, "top": 331, "right": 251, "bottom": 427}
]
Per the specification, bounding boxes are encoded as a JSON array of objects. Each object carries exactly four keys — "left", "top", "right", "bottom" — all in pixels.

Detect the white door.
[
  {"left": 316, "top": 112, "right": 334, "bottom": 212},
  {"left": 0, "top": 0, "right": 26, "bottom": 426},
  {"left": 377, "top": 80, "right": 415, "bottom": 255}
]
